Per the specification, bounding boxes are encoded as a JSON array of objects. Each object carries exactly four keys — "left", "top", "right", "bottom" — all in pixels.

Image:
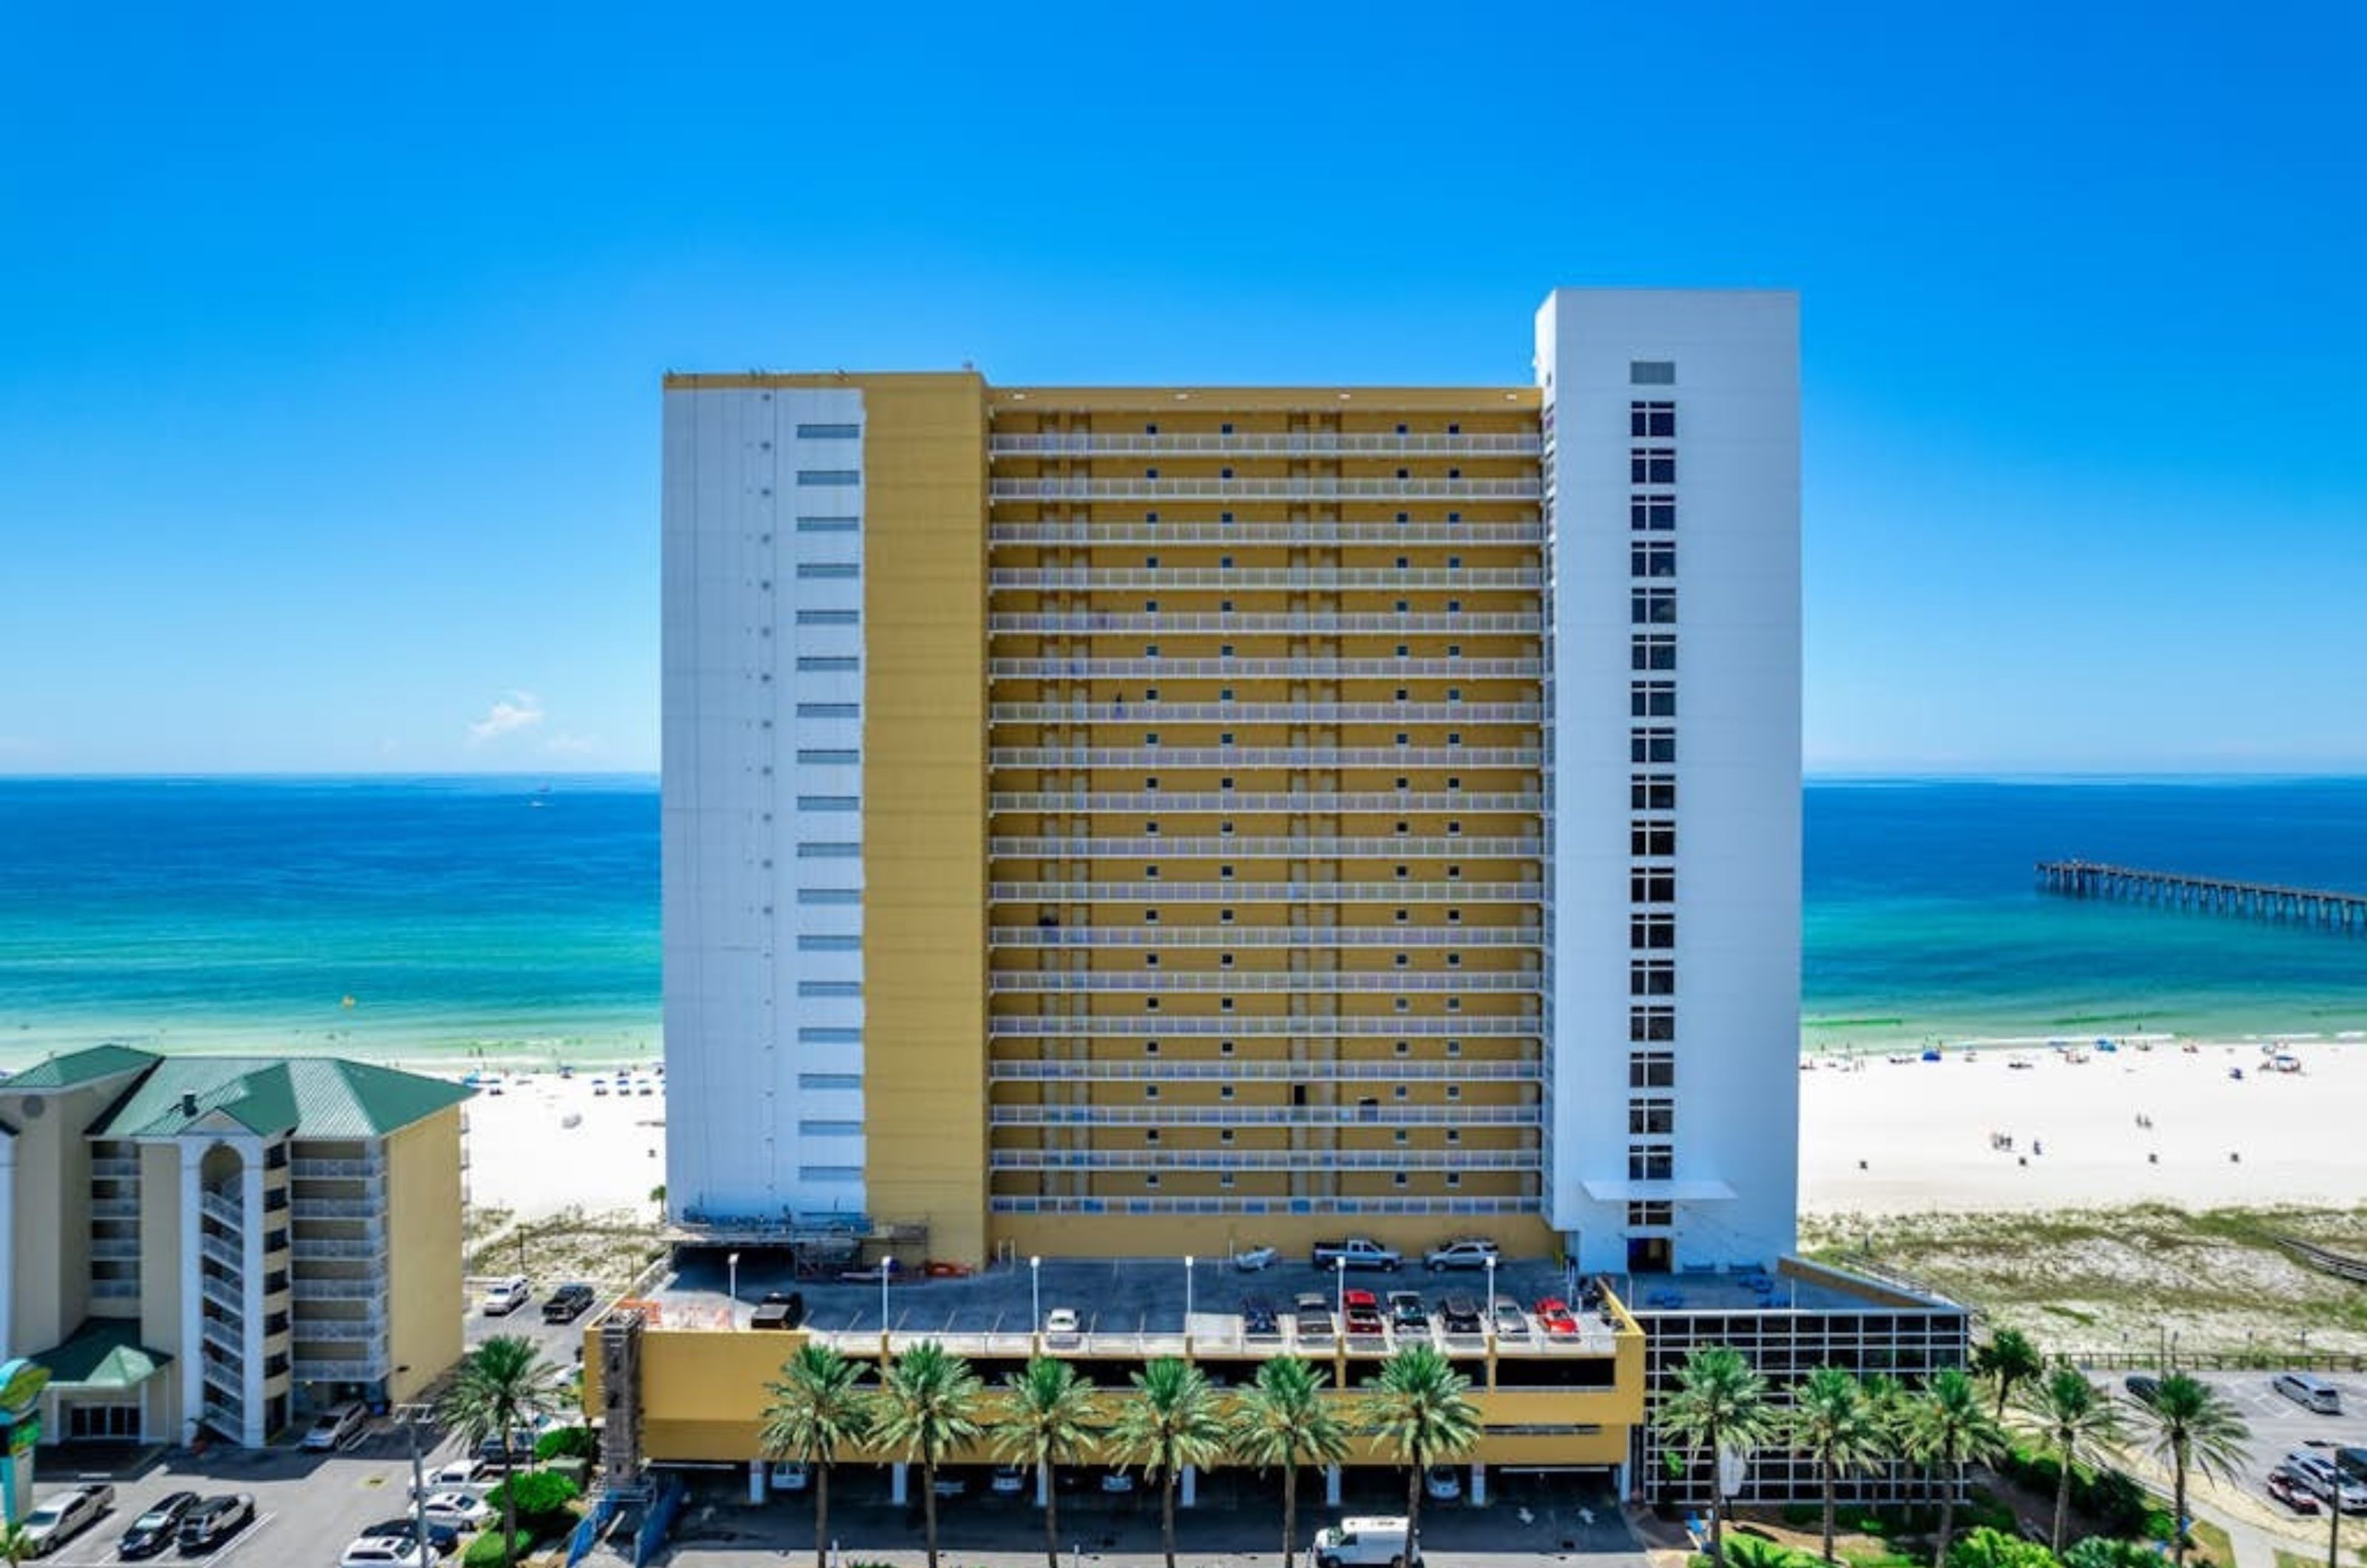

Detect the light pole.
[
  {"left": 1334, "top": 1257, "right": 1346, "bottom": 1321},
  {"left": 727, "top": 1252, "right": 740, "bottom": 1331},
  {"left": 1030, "top": 1255, "right": 1041, "bottom": 1330},
  {"left": 880, "top": 1256, "right": 891, "bottom": 1335},
  {"left": 394, "top": 1392, "right": 432, "bottom": 1565},
  {"left": 1184, "top": 1255, "right": 1195, "bottom": 1331},
  {"left": 1485, "top": 1257, "right": 1498, "bottom": 1323}
]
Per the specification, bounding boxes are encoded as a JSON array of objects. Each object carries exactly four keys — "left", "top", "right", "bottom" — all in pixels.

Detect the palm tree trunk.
[
  {"left": 1709, "top": 1489, "right": 1725, "bottom": 1567},
  {"left": 2050, "top": 1450, "right": 2070, "bottom": 1558},
  {"left": 2172, "top": 1453, "right": 2189, "bottom": 1568},
  {"left": 1405, "top": 1463, "right": 1425, "bottom": 1568},
  {"left": 1161, "top": 1471, "right": 1178, "bottom": 1568},
  {"left": 1282, "top": 1461, "right": 1299, "bottom": 1568},
  {"left": 1932, "top": 1461, "right": 1956, "bottom": 1568},
  {"left": 816, "top": 1461, "right": 831, "bottom": 1568},
  {"left": 1044, "top": 1461, "right": 1061, "bottom": 1568},
  {"left": 2329, "top": 1471, "right": 2342, "bottom": 1568},
  {"left": 922, "top": 1454, "right": 942, "bottom": 1568},
  {"left": 504, "top": 1485, "right": 519, "bottom": 1567},
  {"left": 1822, "top": 1453, "right": 1838, "bottom": 1564}
]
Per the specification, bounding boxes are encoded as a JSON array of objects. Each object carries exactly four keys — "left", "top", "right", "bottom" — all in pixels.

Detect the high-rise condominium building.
[{"left": 661, "top": 288, "right": 1799, "bottom": 1274}]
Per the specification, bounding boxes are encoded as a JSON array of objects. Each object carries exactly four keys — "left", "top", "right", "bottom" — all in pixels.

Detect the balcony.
[
  {"left": 200, "top": 1192, "right": 246, "bottom": 1231},
  {"left": 987, "top": 1015, "right": 1539, "bottom": 1038},
  {"left": 990, "top": 612, "right": 1540, "bottom": 635},
  {"left": 291, "top": 1156, "right": 385, "bottom": 1180},
  {"left": 90, "top": 1197, "right": 142, "bottom": 1220},
  {"left": 294, "top": 1303, "right": 386, "bottom": 1336},
  {"left": 988, "top": 432, "right": 1541, "bottom": 458},
  {"left": 990, "top": 703, "right": 1539, "bottom": 726},
  {"left": 200, "top": 1399, "right": 244, "bottom": 1435},
  {"left": 990, "top": 478, "right": 1542, "bottom": 501},
  {"left": 90, "top": 1155, "right": 141, "bottom": 1179},
  {"left": 990, "top": 925, "right": 1542, "bottom": 949},
  {"left": 990, "top": 748, "right": 1539, "bottom": 770},
  {"left": 989, "top": 1194, "right": 1536, "bottom": 1216},
  {"left": 92, "top": 1235, "right": 144, "bottom": 1262},
  {"left": 291, "top": 1276, "right": 384, "bottom": 1301},
  {"left": 989, "top": 567, "right": 1543, "bottom": 592},
  {"left": 290, "top": 1356, "right": 390, "bottom": 1383},
  {"left": 989, "top": 834, "right": 1541, "bottom": 859},
  {"left": 291, "top": 1235, "right": 387, "bottom": 1262},
  {"left": 91, "top": 1280, "right": 141, "bottom": 1300},
  {"left": 989, "top": 1148, "right": 1540, "bottom": 1171},
  {"left": 988, "top": 879, "right": 1544, "bottom": 904},
  {"left": 200, "top": 1274, "right": 245, "bottom": 1314},
  {"left": 989, "top": 1058, "right": 1542, "bottom": 1081},
  {"left": 990, "top": 791, "right": 1543, "bottom": 814},
  {"left": 990, "top": 972, "right": 1538, "bottom": 996},
  {"left": 990, "top": 657, "right": 1543, "bottom": 680},
  {"left": 291, "top": 1196, "right": 385, "bottom": 1220},
  {"left": 198, "top": 1233, "right": 245, "bottom": 1271},
  {"left": 988, "top": 1104, "right": 1539, "bottom": 1126},
  {"left": 200, "top": 1316, "right": 246, "bottom": 1361},
  {"left": 990, "top": 520, "right": 1544, "bottom": 546}
]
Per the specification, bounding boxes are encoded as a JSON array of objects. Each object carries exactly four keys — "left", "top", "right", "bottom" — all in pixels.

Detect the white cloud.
[{"left": 467, "top": 692, "right": 546, "bottom": 745}]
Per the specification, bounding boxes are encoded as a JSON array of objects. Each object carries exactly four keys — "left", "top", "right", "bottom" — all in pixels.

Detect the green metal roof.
[
  {"left": 33, "top": 1320, "right": 172, "bottom": 1390},
  {"left": 1, "top": 1044, "right": 160, "bottom": 1091},
  {"left": 94, "top": 1055, "right": 471, "bottom": 1140}
]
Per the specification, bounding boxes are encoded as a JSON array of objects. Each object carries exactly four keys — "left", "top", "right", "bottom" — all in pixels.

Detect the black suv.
[
  {"left": 542, "top": 1282, "right": 597, "bottom": 1322},
  {"left": 178, "top": 1494, "right": 254, "bottom": 1552},
  {"left": 1439, "top": 1294, "right": 1484, "bottom": 1333},
  {"left": 118, "top": 1491, "right": 197, "bottom": 1559},
  {"left": 1240, "top": 1298, "right": 1279, "bottom": 1337}
]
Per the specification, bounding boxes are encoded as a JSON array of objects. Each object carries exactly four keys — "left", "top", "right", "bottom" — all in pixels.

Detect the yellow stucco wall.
[
  {"left": 5, "top": 1078, "right": 132, "bottom": 1351},
  {"left": 384, "top": 1106, "right": 465, "bottom": 1402},
  {"left": 137, "top": 1143, "right": 184, "bottom": 1360}
]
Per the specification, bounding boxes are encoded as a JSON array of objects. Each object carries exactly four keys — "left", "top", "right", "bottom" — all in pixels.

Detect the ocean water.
[{"left": 3, "top": 775, "right": 2366, "bottom": 1072}]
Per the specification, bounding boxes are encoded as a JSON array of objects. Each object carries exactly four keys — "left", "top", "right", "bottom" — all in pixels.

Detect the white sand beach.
[
  {"left": 450, "top": 1064, "right": 669, "bottom": 1222},
  {"left": 1801, "top": 1036, "right": 2367, "bottom": 1215}
]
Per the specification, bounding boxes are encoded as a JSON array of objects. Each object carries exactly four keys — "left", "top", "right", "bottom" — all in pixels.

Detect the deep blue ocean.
[{"left": 3, "top": 775, "right": 2366, "bottom": 1069}]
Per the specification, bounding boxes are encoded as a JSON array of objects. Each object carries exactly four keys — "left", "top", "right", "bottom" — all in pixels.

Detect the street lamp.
[
  {"left": 1184, "top": 1255, "right": 1195, "bottom": 1330},
  {"left": 880, "top": 1256, "right": 891, "bottom": 1334},
  {"left": 727, "top": 1252, "right": 740, "bottom": 1331},
  {"left": 1334, "top": 1256, "right": 1347, "bottom": 1320},
  {"left": 1485, "top": 1256, "right": 1498, "bottom": 1322},
  {"left": 1030, "top": 1255, "right": 1041, "bottom": 1331}
]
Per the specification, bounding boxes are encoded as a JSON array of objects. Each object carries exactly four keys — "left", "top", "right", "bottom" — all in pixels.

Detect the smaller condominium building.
[{"left": 0, "top": 1046, "right": 470, "bottom": 1447}]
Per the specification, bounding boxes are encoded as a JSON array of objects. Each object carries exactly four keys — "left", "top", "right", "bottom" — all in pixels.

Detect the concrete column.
[
  {"left": 1036, "top": 1463, "right": 1050, "bottom": 1509},
  {"left": 1181, "top": 1464, "right": 1197, "bottom": 1509},
  {"left": 240, "top": 1146, "right": 266, "bottom": 1447},
  {"left": 891, "top": 1462, "right": 909, "bottom": 1505},
  {"left": 1325, "top": 1464, "right": 1343, "bottom": 1507},
  {"left": 1470, "top": 1462, "right": 1486, "bottom": 1507},
  {"left": 178, "top": 1140, "right": 205, "bottom": 1442},
  {"left": 749, "top": 1459, "right": 767, "bottom": 1504},
  {"left": 0, "top": 1132, "right": 15, "bottom": 1362}
]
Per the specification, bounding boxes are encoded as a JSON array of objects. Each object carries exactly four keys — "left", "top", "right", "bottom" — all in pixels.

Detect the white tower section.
[
  {"left": 662, "top": 384, "right": 869, "bottom": 1224},
  {"left": 1536, "top": 290, "right": 1800, "bottom": 1273}
]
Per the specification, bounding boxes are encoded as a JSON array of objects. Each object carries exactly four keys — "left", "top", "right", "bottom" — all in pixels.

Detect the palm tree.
[
  {"left": 1110, "top": 1357, "right": 1228, "bottom": 1568},
  {"left": 760, "top": 1342, "right": 874, "bottom": 1568},
  {"left": 992, "top": 1357, "right": 1105, "bottom": 1568},
  {"left": 1231, "top": 1357, "right": 1352, "bottom": 1568},
  {"left": 1900, "top": 1368, "right": 2008, "bottom": 1568},
  {"left": 2134, "top": 1373, "right": 2251, "bottom": 1568},
  {"left": 1786, "top": 1367, "right": 1891, "bottom": 1564},
  {"left": 2014, "top": 1368, "right": 2128, "bottom": 1555},
  {"left": 1658, "top": 1345, "right": 1777, "bottom": 1566},
  {"left": 1364, "top": 1345, "right": 1483, "bottom": 1568},
  {"left": 1972, "top": 1329, "right": 2044, "bottom": 1422},
  {"left": 439, "top": 1334, "right": 566, "bottom": 1566},
  {"left": 872, "top": 1341, "right": 986, "bottom": 1568},
  {"left": 1, "top": 1521, "right": 34, "bottom": 1568}
]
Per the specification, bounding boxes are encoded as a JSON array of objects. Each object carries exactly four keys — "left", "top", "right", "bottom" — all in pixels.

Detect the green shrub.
[
  {"left": 2082, "top": 1471, "right": 2150, "bottom": 1537},
  {"left": 2063, "top": 1539, "right": 2163, "bottom": 1568},
  {"left": 2141, "top": 1510, "right": 2175, "bottom": 1546},
  {"left": 536, "top": 1424, "right": 595, "bottom": 1461},
  {"left": 1721, "top": 1535, "right": 1817, "bottom": 1568},
  {"left": 484, "top": 1469, "right": 581, "bottom": 1532},
  {"left": 1783, "top": 1503, "right": 1824, "bottom": 1527},
  {"left": 1948, "top": 1527, "right": 2062, "bottom": 1568},
  {"left": 462, "top": 1530, "right": 534, "bottom": 1567}
]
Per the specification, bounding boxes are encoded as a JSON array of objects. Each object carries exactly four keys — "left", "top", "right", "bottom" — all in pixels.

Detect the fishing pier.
[{"left": 2036, "top": 859, "right": 2367, "bottom": 930}]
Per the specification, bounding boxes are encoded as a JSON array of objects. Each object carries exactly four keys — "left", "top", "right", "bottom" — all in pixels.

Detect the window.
[
  {"left": 1632, "top": 496, "right": 1677, "bottom": 531},
  {"left": 1632, "top": 822, "right": 1676, "bottom": 857},
  {"left": 1632, "top": 635, "right": 1676, "bottom": 672},
  {"left": 1630, "top": 448, "right": 1676, "bottom": 485},
  {"left": 1632, "top": 588, "right": 1677, "bottom": 625},
  {"left": 1630, "top": 995, "right": 1677, "bottom": 1037},
  {"left": 1632, "top": 543, "right": 1677, "bottom": 578},
  {"left": 796, "top": 794, "right": 859, "bottom": 811},
  {"left": 1631, "top": 913, "right": 1676, "bottom": 949},
  {"left": 1145, "top": 687, "right": 1161, "bottom": 702},
  {"left": 1630, "top": 402, "right": 1676, "bottom": 439},
  {"left": 1631, "top": 960, "right": 1675, "bottom": 996},
  {"left": 798, "top": 888, "right": 861, "bottom": 905},
  {"left": 795, "top": 469, "right": 860, "bottom": 486},
  {"left": 797, "top": 422, "right": 860, "bottom": 439},
  {"left": 1631, "top": 359, "right": 1677, "bottom": 385},
  {"left": 796, "top": 841, "right": 862, "bottom": 859},
  {"left": 1631, "top": 870, "right": 1676, "bottom": 902},
  {"left": 798, "top": 934, "right": 860, "bottom": 953},
  {"left": 1631, "top": 682, "right": 1677, "bottom": 718},
  {"left": 796, "top": 516, "right": 860, "bottom": 533},
  {"left": 1628, "top": 1146, "right": 1675, "bottom": 1181},
  {"left": 1627, "top": 1199, "right": 1675, "bottom": 1228},
  {"left": 797, "top": 656, "right": 860, "bottom": 672},
  {"left": 797, "top": 609, "right": 860, "bottom": 626},
  {"left": 1145, "top": 555, "right": 1159, "bottom": 569},
  {"left": 1629, "top": 1101, "right": 1675, "bottom": 1136},
  {"left": 1632, "top": 774, "right": 1676, "bottom": 811},
  {"left": 797, "top": 980, "right": 862, "bottom": 999},
  {"left": 1630, "top": 728, "right": 1676, "bottom": 764},
  {"left": 797, "top": 748, "right": 860, "bottom": 765},
  {"left": 797, "top": 702, "right": 860, "bottom": 719},
  {"left": 800, "top": 1072, "right": 862, "bottom": 1090},
  {"left": 1628, "top": 1049, "right": 1675, "bottom": 1084}
]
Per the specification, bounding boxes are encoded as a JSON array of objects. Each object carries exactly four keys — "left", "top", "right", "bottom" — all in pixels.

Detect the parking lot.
[
  {"left": 23, "top": 1415, "right": 495, "bottom": 1568},
  {"left": 2178, "top": 1369, "right": 2366, "bottom": 1509}
]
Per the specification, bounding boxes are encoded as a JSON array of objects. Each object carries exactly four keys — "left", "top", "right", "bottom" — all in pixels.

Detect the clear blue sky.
[{"left": 4, "top": 2, "right": 2362, "bottom": 774}]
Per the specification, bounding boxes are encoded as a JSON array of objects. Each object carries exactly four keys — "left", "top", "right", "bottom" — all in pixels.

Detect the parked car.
[
  {"left": 2122, "top": 1373, "right": 2161, "bottom": 1406},
  {"left": 2274, "top": 1371, "right": 2344, "bottom": 1414},
  {"left": 1241, "top": 1298, "right": 1280, "bottom": 1338},
  {"left": 2283, "top": 1453, "right": 2367, "bottom": 1513},
  {"left": 21, "top": 1484, "right": 113, "bottom": 1555},
  {"left": 303, "top": 1400, "right": 369, "bottom": 1452},
  {"left": 359, "top": 1516, "right": 462, "bottom": 1555},
  {"left": 1491, "top": 1301, "right": 1530, "bottom": 1339},
  {"left": 750, "top": 1291, "right": 806, "bottom": 1331},
  {"left": 1100, "top": 1471, "right": 1136, "bottom": 1494},
  {"left": 410, "top": 1457, "right": 487, "bottom": 1494},
  {"left": 2339, "top": 1447, "right": 2367, "bottom": 1486},
  {"left": 1424, "top": 1237, "right": 1501, "bottom": 1271},
  {"left": 2267, "top": 1467, "right": 2325, "bottom": 1515},
  {"left": 1294, "top": 1293, "right": 1334, "bottom": 1337},
  {"left": 1044, "top": 1308, "right": 1081, "bottom": 1342},
  {"left": 1388, "top": 1291, "right": 1429, "bottom": 1332},
  {"left": 769, "top": 1461, "right": 811, "bottom": 1493},
  {"left": 340, "top": 1541, "right": 436, "bottom": 1568},
  {"left": 116, "top": 1491, "right": 198, "bottom": 1558},
  {"left": 1534, "top": 1297, "right": 1581, "bottom": 1337},
  {"left": 991, "top": 1464, "right": 1029, "bottom": 1496},
  {"left": 1344, "top": 1304, "right": 1387, "bottom": 1337},
  {"left": 1311, "top": 1238, "right": 1402, "bottom": 1272},
  {"left": 480, "top": 1275, "right": 532, "bottom": 1316},
  {"left": 177, "top": 1494, "right": 255, "bottom": 1552},
  {"left": 1425, "top": 1465, "right": 1463, "bottom": 1502},
  {"left": 476, "top": 1425, "right": 539, "bottom": 1464},
  {"left": 1439, "top": 1294, "right": 1484, "bottom": 1334},
  {"left": 420, "top": 1491, "right": 494, "bottom": 1528},
  {"left": 1232, "top": 1244, "right": 1279, "bottom": 1271},
  {"left": 542, "top": 1282, "right": 597, "bottom": 1322}
]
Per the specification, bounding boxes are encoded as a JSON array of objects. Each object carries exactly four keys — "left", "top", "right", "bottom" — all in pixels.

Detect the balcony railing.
[
  {"left": 200, "top": 1273, "right": 245, "bottom": 1314},
  {"left": 91, "top": 1280, "right": 141, "bottom": 1300},
  {"left": 990, "top": 658, "right": 1543, "bottom": 680},
  {"left": 91, "top": 1197, "right": 142, "bottom": 1220},
  {"left": 990, "top": 925, "right": 1542, "bottom": 948},
  {"left": 290, "top": 1356, "right": 390, "bottom": 1382},
  {"left": 989, "top": 1149, "right": 1540, "bottom": 1171},
  {"left": 991, "top": 478, "right": 1542, "bottom": 501},
  {"left": 990, "top": 791, "right": 1543, "bottom": 814},
  {"left": 291, "top": 1155, "right": 385, "bottom": 1179},
  {"left": 990, "top": 748, "right": 1540, "bottom": 770},
  {"left": 990, "top": 567, "right": 1543, "bottom": 591},
  {"left": 200, "top": 1192, "right": 246, "bottom": 1231},
  {"left": 90, "top": 1236, "right": 144, "bottom": 1260},
  {"left": 989, "top": 880, "right": 1544, "bottom": 903},
  {"left": 988, "top": 1194, "right": 1537, "bottom": 1216},
  {"left": 291, "top": 1276, "right": 384, "bottom": 1301},
  {"left": 991, "top": 704, "right": 1538, "bottom": 727},
  {"left": 988, "top": 1105, "right": 1539, "bottom": 1126},
  {"left": 90, "top": 1156, "right": 141, "bottom": 1179},
  {"left": 987, "top": 1016, "right": 1539, "bottom": 1038},
  {"left": 291, "top": 1236, "right": 387, "bottom": 1261},
  {"left": 989, "top": 432, "right": 1541, "bottom": 458},
  {"left": 990, "top": 1058, "right": 1541, "bottom": 1081},
  {"left": 991, "top": 971, "right": 1537, "bottom": 996},
  {"left": 990, "top": 521, "right": 1544, "bottom": 546},
  {"left": 200, "top": 1399, "right": 244, "bottom": 1434},
  {"left": 990, "top": 835, "right": 1541, "bottom": 859},
  {"left": 292, "top": 1311, "right": 386, "bottom": 1343},
  {"left": 198, "top": 1233, "right": 245, "bottom": 1271},
  {"left": 292, "top": 1197, "right": 385, "bottom": 1220},
  {"left": 990, "top": 612, "right": 1540, "bottom": 635},
  {"left": 200, "top": 1316, "right": 246, "bottom": 1360}
]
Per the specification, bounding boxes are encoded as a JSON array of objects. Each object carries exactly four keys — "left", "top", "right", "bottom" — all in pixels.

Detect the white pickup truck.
[{"left": 1310, "top": 1237, "right": 1402, "bottom": 1271}]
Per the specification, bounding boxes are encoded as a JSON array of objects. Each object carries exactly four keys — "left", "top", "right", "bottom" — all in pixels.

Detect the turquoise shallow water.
[{"left": 2, "top": 775, "right": 2365, "bottom": 1071}]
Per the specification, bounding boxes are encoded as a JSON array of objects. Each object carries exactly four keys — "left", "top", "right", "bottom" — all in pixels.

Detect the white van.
[
  {"left": 481, "top": 1275, "right": 532, "bottom": 1316},
  {"left": 1314, "top": 1516, "right": 1417, "bottom": 1568},
  {"left": 2273, "top": 1372, "right": 2343, "bottom": 1414}
]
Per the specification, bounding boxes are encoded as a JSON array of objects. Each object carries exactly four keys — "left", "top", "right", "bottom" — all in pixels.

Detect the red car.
[
  {"left": 1533, "top": 1297, "right": 1581, "bottom": 1337},
  {"left": 2268, "top": 1469, "right": 2323, "bottom": 1515},
  {"left": 1343, "top": 1288, "right": 1380, "bottom": 1312}
]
